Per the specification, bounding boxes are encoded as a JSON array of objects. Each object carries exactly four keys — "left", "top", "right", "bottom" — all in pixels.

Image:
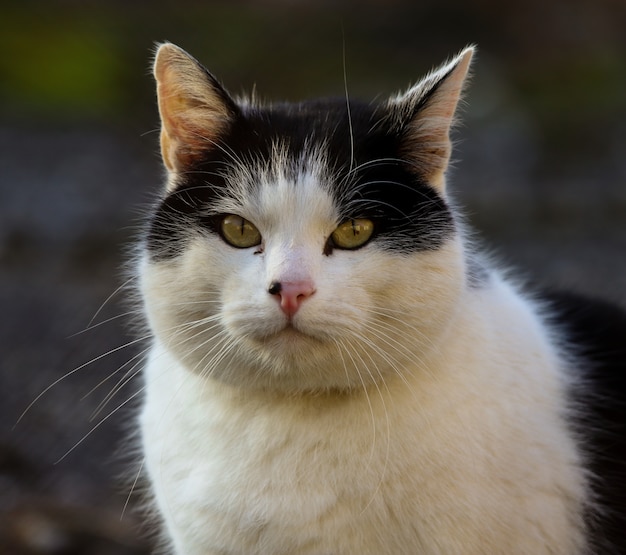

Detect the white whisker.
[
  {"left": 89, "top": 352, "right": 149, "bottom": 421},
  {"left": 85, "top": 276, "right": 137, "bottom": 330},
  {"left": 69, "top": 310, "right": 140, "bottom": 337},
  {"left": 333, "top": 337, "right": 377, "bottom": 449},
  {"left": 342, "top": 35, "right": 355, "bottom": 173},
  {"left": 55, "top": 387, "right": 144, "bottom": 464},
  {"left": 15, "top": 335, "right": 150, "bottom": 427},
  {"left": 121, "top": 457, "right": 145, "bottom": 522}
]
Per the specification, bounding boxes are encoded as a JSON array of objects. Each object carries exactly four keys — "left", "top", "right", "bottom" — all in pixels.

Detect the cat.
[{"left": 137, "top": 42, "right": 626, "bottom": 554}]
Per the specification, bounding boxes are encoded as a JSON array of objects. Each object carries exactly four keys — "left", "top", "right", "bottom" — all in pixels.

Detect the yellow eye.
[
  {"left": 220, "top": 215, "right": 262, "bottom": 248},
  {"left": 331, "top": 219, "right": 374, "bottom": 249}
]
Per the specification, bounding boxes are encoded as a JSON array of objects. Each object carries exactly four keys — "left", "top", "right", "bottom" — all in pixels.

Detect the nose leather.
[{"left": 268, "top": 280, "right": 316, "bottom": 317}]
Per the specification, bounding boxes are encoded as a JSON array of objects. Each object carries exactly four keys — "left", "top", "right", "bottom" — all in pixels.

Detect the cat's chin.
[{"left": 237, "top": 322, "right": 339, "bottom": 370}]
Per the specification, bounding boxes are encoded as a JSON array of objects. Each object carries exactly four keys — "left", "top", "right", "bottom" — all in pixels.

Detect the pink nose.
[{"left": 268, "top": 280, "right": 316, "bottom": 317}]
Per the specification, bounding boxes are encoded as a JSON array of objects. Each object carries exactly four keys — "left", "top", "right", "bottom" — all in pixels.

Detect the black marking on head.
[
  {"left": 326, "top": 111, "right": 455, "bottom": 253},
  {"left": 145, "top": 170, "right": 228, "bottom": 259},
  {"left": 146, "top": 97, "right": 456, "bottom": 260}
]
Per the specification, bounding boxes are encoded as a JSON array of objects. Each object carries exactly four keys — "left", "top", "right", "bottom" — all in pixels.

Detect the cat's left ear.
[
  {"left": 153, "top": 42, "right": 238, "bottom": 188},
  {"left": 389, "top": 46, "right": 474, "bottom": 192}
]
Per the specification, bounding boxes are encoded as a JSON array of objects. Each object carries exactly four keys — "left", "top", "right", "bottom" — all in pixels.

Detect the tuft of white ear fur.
[
  {"left": 153, "top": 42, "right": 236, "bottom": 187},
  {"left": 389, "top": 46, "right": 474, "bottom": 191}
]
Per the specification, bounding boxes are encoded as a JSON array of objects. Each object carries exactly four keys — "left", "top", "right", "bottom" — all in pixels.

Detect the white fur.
[{"left": 139, "top": 159, "right": 589, "bottom": 554}]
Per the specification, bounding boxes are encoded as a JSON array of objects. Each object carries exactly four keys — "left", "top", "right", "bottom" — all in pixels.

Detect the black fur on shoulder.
[{"left": 544, "top": 291, "right": 626, "bottom": 554}]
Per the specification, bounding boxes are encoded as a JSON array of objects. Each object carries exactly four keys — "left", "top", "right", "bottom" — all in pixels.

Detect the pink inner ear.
[
  {"left": 154, "top": 43, "right": 233, "bottom": 175},
  {"left": 395, "top": 48, "right": 473, "bottom": 188},
  {"left": 157, "top": 86, "right": 223, "bottom": 174}
]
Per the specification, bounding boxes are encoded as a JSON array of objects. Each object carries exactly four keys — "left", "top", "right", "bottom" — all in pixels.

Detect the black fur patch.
[
  {"left": 544, "top": 292, "right": 626, "bottom": 553},
  {"left": 146, "top": 98, "right": 455, "bottom": 260}
]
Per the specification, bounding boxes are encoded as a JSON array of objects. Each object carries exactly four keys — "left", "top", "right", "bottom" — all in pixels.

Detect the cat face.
[{"left": 140, "top": 44, "right": 473, "bottom": 393}]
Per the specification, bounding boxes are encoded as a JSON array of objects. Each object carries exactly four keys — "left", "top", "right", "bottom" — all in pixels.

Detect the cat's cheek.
[
  {"left": 140, "top": 238, "right": 224, "bottom": 328},
  {"left": 140, "top": 257, "right": 189, "bottom": 336},
  {"left": 385, "top": 243, "right": 465, "bottom": 341}
]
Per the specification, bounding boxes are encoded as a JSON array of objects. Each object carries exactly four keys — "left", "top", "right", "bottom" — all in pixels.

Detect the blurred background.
[{"left": 1, "top": 0, "right": 625, "bottom": 552}]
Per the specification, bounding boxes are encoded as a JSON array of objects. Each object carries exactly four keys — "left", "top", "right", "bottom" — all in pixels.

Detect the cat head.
[{"left": 140, "top": 43, "right": 474, "bottom": 393}]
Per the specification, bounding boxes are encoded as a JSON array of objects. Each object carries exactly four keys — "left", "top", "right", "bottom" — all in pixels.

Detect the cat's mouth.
[
  {"left": 276, "top": 321, "right": 315, "bottom": 339},
  {"left": 256, "top": 321, "right": 326, "bottom": 347}
]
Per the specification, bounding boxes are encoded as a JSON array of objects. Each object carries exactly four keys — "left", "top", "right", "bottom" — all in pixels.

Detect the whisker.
[
  {"left": 121, "top": 457, "right": 145, "bottom": 522},
  {"left": 15, "top": 335, "right": 151, "bottom": 427},
  {"left": 81, "top": 346, "right": 147, "bottom": 402},
  {"left": 342, "top": 335, "right": 392, "bottom": 516},
  {"left": 85, "top": 276, "right": 137, "bottom": 330},
  {"left": 333, "top": 337, "right": 354, "bottom": 388},
  {"left": 193, "top": 331, "right": 233, "bottom": 379},
  {"left": 170, "top": 319, "right": 225, "bottom": 353},
  {"left": 333, "top": 337, "right": 377, "bottom": 448},
  {"left": 86, "top": 313, "right": 229, "bottom": 423},
  {"left": 350, "top": 328, "right": 413, "bottom": 388},
  {"left": 333, "top": 335, "right": 394, "bottom": 516},
  {"left": 69, "top": 310, "right": 141, "bottom": 338},
  {"left": 341, "top": 157, "right": 406, "bottom": 179},
  {"left": 89, "top": 352, "right": 149, "bottom": 421},
  {"left": 167, "top": 299, "right": 222, "bottom": 307},
  {"left": 359, "top": 304, "right": 438, "bottom": 349},
  {"left": 341, "top": 31, "right": 355, "bottom": 173},
  {"left": 55, "top": 387, "right": 145, "bottom": 464}
]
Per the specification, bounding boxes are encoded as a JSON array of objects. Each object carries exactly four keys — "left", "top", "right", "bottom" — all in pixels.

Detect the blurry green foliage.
[
  {"left": 0, "top": 0, "right": 624, "bottom": 140},
  {"left": 0, "top": 1, "right": 483, "bottom": 123},
  {"left": 0, "top": 8, "right": 125, "bottom": 120}
]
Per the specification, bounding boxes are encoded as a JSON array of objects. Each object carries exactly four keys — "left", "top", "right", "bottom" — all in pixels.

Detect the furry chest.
[
  {"left": 140, "top": 347, "right": 588, "bottom": 554},
  {"left": 140, "top": 381, "right": 401, "bottom": 553}
]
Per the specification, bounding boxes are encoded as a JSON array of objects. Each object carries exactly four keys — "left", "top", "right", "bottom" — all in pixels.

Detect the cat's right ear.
[
  {"left": 387, "top": 47, "right": 474, "bottom": 193},
  {"left": 153, "top": 43, "right": 237, "bottom": 187}
]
